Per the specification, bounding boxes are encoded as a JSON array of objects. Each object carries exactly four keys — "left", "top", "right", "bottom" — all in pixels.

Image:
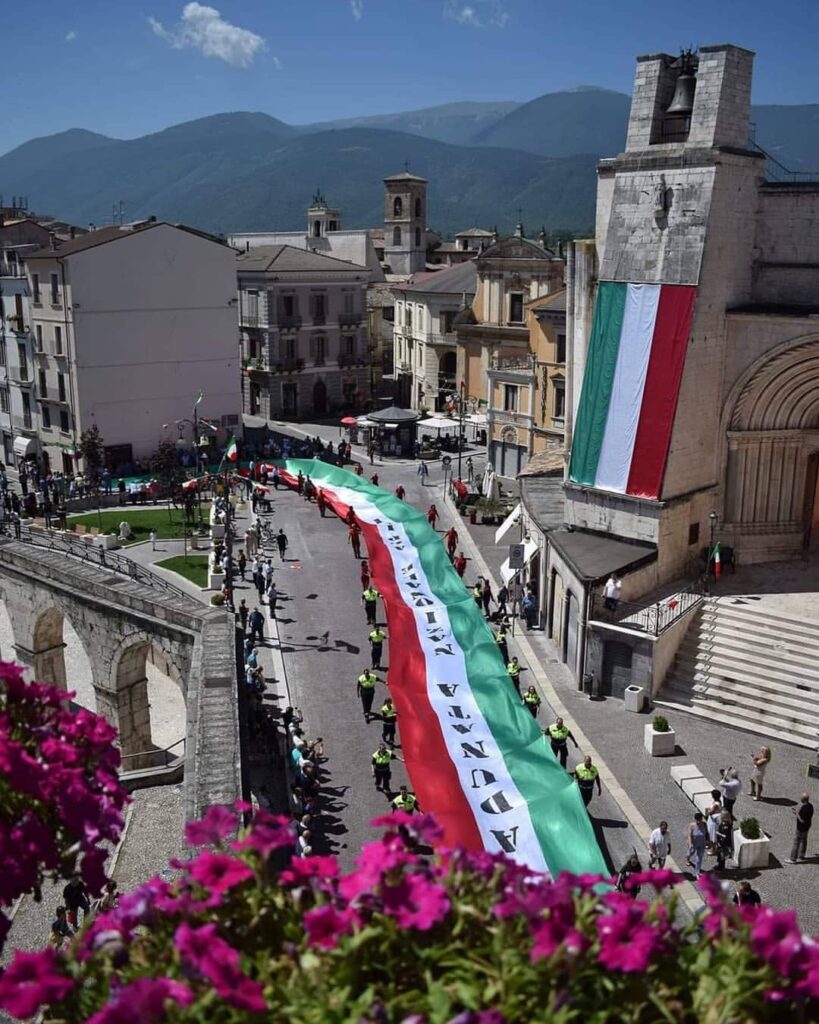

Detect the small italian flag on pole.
[
  {"left": 712, "top": 543, "right": 721, "bottom": 577},
  {"left": 225, "top": 435, "right": 238, "bottom": 462}
]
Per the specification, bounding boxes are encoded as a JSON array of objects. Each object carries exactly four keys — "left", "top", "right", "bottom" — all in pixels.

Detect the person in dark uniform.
[
  {"left": 574, "top": 755, "right": 602, "bottom": 807},
  {"left": 547, "top": 717, "right": 579, "bottom": 769},
  {"left": 357, "top": 668, "right": 377, "bottom": 722},
  {"left": 495, "top": 622, "right": 509, "bottom": 664},
  {"left": 369, "top": 626, "right": 387, "bottom": 669},
  {"left": 372, "top": 743, "right": 399, "bottom": 793},
  {"left": 523, "top": 686, "right": 541, "bottom": 718},
  {"left": 362, "top": 586, "right": 379, "bottom": 625},
  {"left": 507, "top": 656, "right": 521, "bottom": 694}
]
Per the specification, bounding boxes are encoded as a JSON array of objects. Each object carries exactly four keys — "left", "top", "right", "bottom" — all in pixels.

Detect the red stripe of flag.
[
  {"left": 318, "top": 483, "right": 484, "bottom": 851},
  {"left": 626, "top": 285, "right": 696, "bottom": 499}
]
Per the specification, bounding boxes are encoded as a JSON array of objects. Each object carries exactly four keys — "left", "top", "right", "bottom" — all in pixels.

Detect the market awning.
[
  {"left": 367, "top": 406, "right": 423, "bottom": 425},
  {"left": 499, "top": 539, "right": 538, "bottom": 585},
  {"left": 13, "top": 436, "right": 37, "bottom": 457},
  {"left": 418, "top": 416, "right": 459, "bottom": 432},
  {"left": 494, "top": 503, "right": 521, "bottom": 545}
]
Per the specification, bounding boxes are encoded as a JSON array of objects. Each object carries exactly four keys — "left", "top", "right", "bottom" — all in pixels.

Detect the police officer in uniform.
[
  {"left": 369, "top": 626, "right": 387, "bottom": 669},
  {"left": 392, "top": 785, "right": 420, "bottom": 813},
  {"left": 523, "top": 685, "right": 541, "bottom": 718},
  {"left": 495, "top": 622, "right": 509, "bottom": 664},
  {"left": 380, "top": 697, "right": 398, "bottom": 746},
  {"left": 574, "top": 754, "right": 602, "bottom": 807},
  {"left": 472, "top": 580, "right": 483, "bottom": 609},
  {"left": 547, "top": 716, "right": 579, "bottom": 769},
  {"left": 357, "top": 668, "right": 378, "bottom": 722},
  {"left": 507, "top": 656, "right": 521, "bottom": 695},
  {"left": 362, "top": 586, "right": 380, "bottom": 626},
  {"left": 372, "top": 743, "right": 400, "bottom": 792}
]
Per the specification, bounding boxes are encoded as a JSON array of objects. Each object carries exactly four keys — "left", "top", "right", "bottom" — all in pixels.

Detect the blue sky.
[{"left": 4, "top": 0, "right": 818, "bottom": 153}]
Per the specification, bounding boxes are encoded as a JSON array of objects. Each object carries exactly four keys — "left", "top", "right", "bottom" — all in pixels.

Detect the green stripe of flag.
[{"left": 569, "top": 281, "right": 627, "bottom": 486}]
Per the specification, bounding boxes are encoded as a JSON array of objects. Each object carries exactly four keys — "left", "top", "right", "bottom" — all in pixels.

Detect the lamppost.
[
  {"left": 456, "top": 380, "right": 466, "bottom": 483},
  {"left": 708, "top": 510, "right": 718, "bottom": 578}
]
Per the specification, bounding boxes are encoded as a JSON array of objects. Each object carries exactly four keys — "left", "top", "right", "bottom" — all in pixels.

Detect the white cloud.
[
  {"left": 272, "top": 55, "right": 283, "bottom": 70},
  {"left": 65, "top": 30, "right": 77, "bottom": 43},
  {"left": 149, "top": 3, "right": 267, "bottom": 68},
  {"left": 350, "top": 0, "right": 364, "bottom": 20},
  {"left": 443, "top": 0, "right": 509, "bottom": 28}
]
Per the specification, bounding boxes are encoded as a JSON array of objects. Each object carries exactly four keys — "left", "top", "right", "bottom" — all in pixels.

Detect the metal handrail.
[
  {"left": 120, "top": 737, "right": 186, "bottom": 770},
  {"left": 13, "top": 526, "right": 194, "bottom": 601},
  {"left": 590, "top": 583, "right": 704, "bottom": 637}
]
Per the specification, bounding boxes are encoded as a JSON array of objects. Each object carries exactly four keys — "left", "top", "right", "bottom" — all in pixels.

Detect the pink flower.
[
  {"left": 597, "top": 904, "right": 667, "bottom": 973},
  {"left": 174, "top": 922, "right": 267, "bottom": 1012},
  {"left": 86, "top": 978, "right": 194, "bottom": 1024},
  {"left": 0, "top": 948, "right": 75, "bottom": 1019},
  {"left": 303, "top": 905, "right": 359, "bottom": 948},
  {"left": 627, "top": 869, "right": 682, "bottom": 891},
  {"left": 371, "top": 810, "right": 444, "bottom": 845},
  {"left": 280, "top": 855, "right": 339, "bottom": 885},
  {"left": 232, "top": 822, "right": 295, "bottom": 859},
  {"left": 381, "top": 874, "right": 451, "bottom": 931},
  {"left": 185, "top": 804, "right": 238, "bottom": 847},
  {"left": 187, "top": 851, "right": 254, "bottom": 899},
  {"left": 751, "top": 909, "right": 806, "bottom": 977}
]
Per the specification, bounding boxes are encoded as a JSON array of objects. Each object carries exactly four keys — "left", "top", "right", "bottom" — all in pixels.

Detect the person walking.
[
  {"left": 547, "top": 717, "right": 579, "bottom": 769},
  {"left": 750, "top": 746, "right": 771, "bottom": 801},
  {"left": 276, "top": 529, "right": 289, "bottom": 560},
  {"left": 523, "top": 685, "right": 541, "bottom": 718},
  {"left": 417, "top": 462, "right": 429, "bottom": 485},
  {"left": 371, "top": 473, "right": 379, "bottom": 486},
  {"left": 444, "top": 526, "right": 458, "bottom": 561},
  {"left": 496, "top": 584, "right": 509, "bottom": 619},
  {"left": 380, "top": 697, "right": 397, "bottom": 747},
  {"left": 603, "top": 574, "right": 622, "bottom": 611},
  {"left": 349, "top": 522, "right": 362, "bottom": 559},
  {"left": 714, "top": 810, "right": 734, "bottom": 871},
  {"left": 719, "top": 767, "right": 741, "bottom": 815},
  {"left": 733, "top": 881, "right": 762, "bottom": 907},
  {"left": 394, "top": 484, "right": 406, "bottom": 500},
  {"left": 574, "top": 755, "right": 602, "bottom": 807},
  {"left": 237, "top": 551, "right": 247, "bottom": 580},
  {"left": 616, "top": 854, "right": 643, "bottom": 897},
  {"left": 372, "top": 743, "right": 399, "bottom": 793},
  {"left": 507, "top": 656, "right": 521, "bottom": 695},
  {"left": 427, "top": 504, "right": 439, "bottom": 529},
  {"left": 248, "top": 607, "right": 264, "bottom": 644},
  {"left": 648, "top": 821, "right": 671, "bottom": 868},
  {"left": 787, "top": 792, "right": 814, "bottom": 863},
  {"left": 357, "top": 668, "right": 378, "bottom": 722},
  {"left": 686, "top": 812, "right": 709, "bottom": 878},
  {"left": 362, "top": 585, "right": 380, "bottom": 625},
  {"left": 466, "top": 456, "right": 474, "bottom": 484},
  {"left": 495, "top": 622, "right": 509, "bottom": 664},
  {"left": 453, "top": 552, "right": 467, "bottom": 578},
  {"left": 63, "top": 876, "right": 90, "bottom": 933},
  {"left": 150, "top": 529, "right": 157, "bottom": 551},
  {"left": 481, "top": 579, "right": 494, "bottom": 619},
  {"left": 254, "top": 570, "right": 265, "bottom": 602},
  {"left": 316, "top": 489, "right": 327, "bottom": 517},
  {"left": 705, "top": 789, "right": 723, "bottom": 853},
  {"left": 369, "top": 626, "right": 387, "bottom": 669},
  {"left": 392, "top": 785, "right": 419, "bottom": 814},
  {"left": 238, "top": 599, "right": 249, "bottom": 634},
  {"left": 50, "top": 907, "right": 73, "bottom": 950},
  {"left": 472, "top": 579, "right": 483, "bottom": 610},
  {"left": 360, "top": 559, "right": 371, "bottom": 591},
  {"left": 267, "top": 581, "right": 279, "bottom": 617},
  {"left": 521, "top": 590, "right": 538, "bottom": 630}
]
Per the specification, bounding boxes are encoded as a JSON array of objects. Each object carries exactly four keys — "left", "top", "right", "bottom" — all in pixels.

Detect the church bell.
[{"left": 666, "top": 70, "right": 696, "bottom": 116}]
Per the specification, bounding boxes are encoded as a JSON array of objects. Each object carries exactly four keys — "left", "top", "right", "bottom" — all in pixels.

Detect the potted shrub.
[
  {"left": 644, "top": 714, "right": 676, "bottom": 756},
  {"left": 210, "top": 593, "right": 225, "bottom": 606},
  {"left": 734, "top": 816, "right": 771, "bottom": 869}
]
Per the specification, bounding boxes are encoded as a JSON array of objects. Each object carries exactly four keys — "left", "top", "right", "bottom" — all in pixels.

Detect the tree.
[
  {"left": 151, "top": 440, "right": 186, "bottom": 522},
  {"left": 78, "top": 425, "right": 105, "bottom": 488}
]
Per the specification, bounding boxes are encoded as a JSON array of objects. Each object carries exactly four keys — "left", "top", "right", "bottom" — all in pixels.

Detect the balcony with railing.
[
  {"left": 338, "top": 352, "right": 365, "bottom": 368},
  {"left": 269, "top": 358, "right": 305, "bottom": 374},
  {"left": 428, "top": 332, "right": 458, "bottom": 346},
  {"left": 277, "top": 314, "right": 302, "bottom": 330},
  {"left": 0, "top": 261, "right": 26, "bottom": 279},
  {"left": 339, "top": 311, "right": 363, "bottom": 327},
  {"left": 37, "top": 384, "right": 70, "bottom": 404}
]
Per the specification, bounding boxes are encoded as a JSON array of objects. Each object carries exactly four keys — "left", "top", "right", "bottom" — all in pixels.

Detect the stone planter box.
[
  {"left": 95, "top": 534, "right": 120, "bottom": 550},
  {"left": 734, "top": 829, "right": 771, "bottom": 869},
  {"left": 210, "top": 522, "right": 225, "bottom": 540},
  {"left": 418, "top": 450, "right": 441, "bottom": 461},
  {"left": 237, "top": 501, "right": 248, "bottom": 512},
  {"left": 644, "top": 724, "right": 676, "bottom": 756},
  {"left": 208, "top": 570, "right": 225, "bottom": 590}
]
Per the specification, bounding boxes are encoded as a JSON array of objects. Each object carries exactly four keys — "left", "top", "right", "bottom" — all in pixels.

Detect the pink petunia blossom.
[
  {"left": 185, "top": 804, "right": 238, "bottom": 847},
  {"left": 0, "top": 948, "right": 75, "bottom": 1019},
  {"left": 174, "top": 922, "right": 266, "bottom": 1012},
  {"left": 381, "top": 873, "right": 451, "bottom": 931},
  {"left": 303, "top": 904, "right": 359, "bottom": 948},
  {"left": 371, "top": 809, "right": 445, "bottom": 845},
  {"left": 86, "top": 978, "right": 194, "bottom": 1024},
  {"left": 627, "top": 869, "right": 682, "bottom": 891},
  {"left": 751, "top": 909, "right": 806, "bottom": 977},
  {"left": 597, "top": 904, "right": 668, "bottom": 973},
  {"left": 187, "top": 851, "right": 254, "bottom": 899},
  {"left": 231, "top": 822, "right": 295, "bottom": 859},
  {"left": 280, "top": 854, "right": 339, "bottom": 885}
]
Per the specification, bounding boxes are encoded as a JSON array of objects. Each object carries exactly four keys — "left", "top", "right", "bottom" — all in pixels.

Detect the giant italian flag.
[
  {"left": 569, "top": 282, "right": 697, "bottom": 499},
  {"left": 277, "top": 459, "right": 606, "bottom": 878}
]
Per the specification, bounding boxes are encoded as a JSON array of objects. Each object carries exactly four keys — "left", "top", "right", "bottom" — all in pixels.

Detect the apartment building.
[
  {"left": 24, "top": 221, "right": 239, "bottom": 473},
  {"left": 238, "top": 245, "right": 369, "bottom": 420}
]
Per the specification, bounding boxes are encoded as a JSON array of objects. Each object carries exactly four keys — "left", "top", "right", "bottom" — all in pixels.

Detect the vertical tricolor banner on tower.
[
  {"left": 277, "top": 459, "right": 606, "bottom": 878},
  {"left": 569, "top": 282, "right": 696, "bottom": 499}
]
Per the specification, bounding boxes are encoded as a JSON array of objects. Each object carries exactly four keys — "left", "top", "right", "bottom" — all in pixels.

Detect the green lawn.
[
  {"left": 68, "top": 508, "right": 191, "bottom": 544},
  {"left": 154, "top": 555, "right": 209, "bottom": 588}
]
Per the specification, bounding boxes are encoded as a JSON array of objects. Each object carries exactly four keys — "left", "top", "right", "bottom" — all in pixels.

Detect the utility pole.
[{"left": 456, "top": 380, "right": 466, "bottom": 482}]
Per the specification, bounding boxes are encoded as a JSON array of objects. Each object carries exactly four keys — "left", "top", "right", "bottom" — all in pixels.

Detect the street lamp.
[
  {"left": 708, "top": 511, "right": 718, "bottom": 578},
  {"left": 456, "top": 380, "right": 466, "bottom": 483}
]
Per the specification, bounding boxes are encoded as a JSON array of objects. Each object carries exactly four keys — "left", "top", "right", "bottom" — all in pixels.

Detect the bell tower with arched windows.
[{"left": 383, "top": 171, "right": 427, "bottom": 276}]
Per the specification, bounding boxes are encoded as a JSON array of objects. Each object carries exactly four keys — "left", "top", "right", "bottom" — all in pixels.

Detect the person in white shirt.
[
  {"left": 603, "top": 574, "right": 622, "bottom": 611},
  {"left": 648, "top": 821, "right": 671, "bottom": 868},
  {"left": 719, "top": 767, "right": 741, "bottom": 814}
]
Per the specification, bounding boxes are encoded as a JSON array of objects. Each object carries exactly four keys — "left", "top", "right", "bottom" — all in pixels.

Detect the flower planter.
[
  {"left": 734, "top": 830, "right": 771, "bottom": 869},
  {"left": 644, "top": 724, "right": 676, "bottom": 756},
  {"left": 208, "top": 570, "right": 225, "bottom": 590},
  {"left": 210, "top": 522, "right": 225, "bottom": 540},
  {"left": 95, "top": 534, "right": 120, "bottom": 551}
]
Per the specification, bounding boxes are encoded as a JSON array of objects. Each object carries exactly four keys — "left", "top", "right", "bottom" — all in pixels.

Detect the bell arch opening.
[{"left": 110, "top": 637, "right": 186, "bottom": 760}]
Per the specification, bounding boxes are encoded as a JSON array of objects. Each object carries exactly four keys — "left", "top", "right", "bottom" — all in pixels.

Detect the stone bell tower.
[{"left": 383, "top": 171, "right": 427, "bottom": 276}]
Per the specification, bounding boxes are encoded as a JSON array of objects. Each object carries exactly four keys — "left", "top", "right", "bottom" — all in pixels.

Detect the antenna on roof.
[{"left": 404, "top": 159, "right": 410, "bottom": 172}]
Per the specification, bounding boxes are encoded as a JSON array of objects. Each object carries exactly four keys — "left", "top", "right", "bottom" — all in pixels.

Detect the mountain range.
[{"left": 1, "top": 88, "right": 817, "bottom": 239}]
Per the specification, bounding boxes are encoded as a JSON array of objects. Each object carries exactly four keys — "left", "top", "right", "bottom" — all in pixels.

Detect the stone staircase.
[{"left": 655, "top": 597, "right": 819, "bottom": 749}]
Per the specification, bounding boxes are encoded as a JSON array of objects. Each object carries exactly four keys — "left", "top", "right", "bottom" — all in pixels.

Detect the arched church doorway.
[{"left": 804, "top": 452, "right": 819, "bottom": 550}]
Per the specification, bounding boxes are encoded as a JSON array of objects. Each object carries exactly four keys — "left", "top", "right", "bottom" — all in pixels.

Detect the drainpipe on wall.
[
  {"left": 577, "top": 582, "right": 592, "bottom": 691},
  {"left": 61, "top": 261, "right": 79, "bottom": 472},
  {"left": 564, "top": 242, "right": 576, "bottom": 461}
]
